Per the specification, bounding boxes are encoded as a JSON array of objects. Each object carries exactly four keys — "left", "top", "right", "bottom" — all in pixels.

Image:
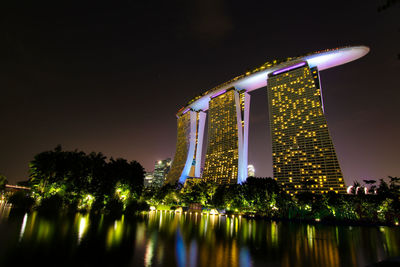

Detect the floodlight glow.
[{"left": 347, "top": 186, "right": 353, "bottom": 194}]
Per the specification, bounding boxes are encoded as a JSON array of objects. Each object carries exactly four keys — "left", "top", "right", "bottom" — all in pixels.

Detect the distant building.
[
  {"left": 153, "top": 158, "right": 171, "bottom": 187},
  {"left": 144, "top": 172, "right": 154, "bottom": 188},
  {"left": 247, "top": 164, "right": 255, "bottom": 177}
]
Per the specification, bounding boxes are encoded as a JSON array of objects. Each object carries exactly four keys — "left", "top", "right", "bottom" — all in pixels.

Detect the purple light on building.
[
  {"left": 272, "top": 62, "right": 306, "bottom": 75},
  {"left": 182, "top": 108, "right": 190, "bottom": 115},
  {"left": 211, "top": 90, "right": 226, "bottom": 99}
]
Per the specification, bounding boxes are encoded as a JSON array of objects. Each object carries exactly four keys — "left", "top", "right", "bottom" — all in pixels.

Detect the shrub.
[
  {"left": 105, "top": 198, "right": 124, "bottom": 217},
  {"left": 37, "top": 194, "right": 64, "bottom": 214},
  {"left": 125, "top": 199, "right": 150, "bottom": 216},
  {"left": 8, "top": 191, "right": 35, "bottom": 212}
]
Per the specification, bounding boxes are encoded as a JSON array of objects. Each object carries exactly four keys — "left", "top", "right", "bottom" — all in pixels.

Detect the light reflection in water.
[
  {"left": 106, "top": 215, "right": 124, "bottom": 249},
  {"left": 0, "top": 201, "right": 11, "bottom": 221},
  {"left": 144, "top": 233, "right": 155, "bottom": 267},
  {"left": 270, "top": 221, "right": 278, "bottom": 247},
  {"left": 135, "top": 222, "right": 145, "bottom": 246},
  {"left": 248, "top": 219, "right": 252, "bottom": 240},
  {"left": 156, "top": 241, "right": 164, "bottom": 265},
  {"left": 204, "top": 216, "right": 208, "bottom": 236},
  {"left": 230, "top": 217, "right": 234, "bottom": 236},
  {"left": 0, "top": 211, "right": 399, "bottom": 267},
  {"left": 175, "top": 229, "right": 186, "bottom": 267},
  {"left": 240, "top": 247, "right": 251, "bottom": 267},
  {"left": 189, "top": 240, "right": 197, "bottom": 267},
  {"left": 77, "top": 214, "right": 89, "bottom": 244},
  {"left": 335, "top": 227, "right": 339, "bottom": 245},
  {"left": 19, "top": 213, "right": 28, "bottom": 241},
  {"left": 307, "top": 224, "right": 315, "bottom": 248}
]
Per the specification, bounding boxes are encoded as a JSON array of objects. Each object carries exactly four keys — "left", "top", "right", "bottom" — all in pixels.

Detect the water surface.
[{"left": 0, "top": 205, "right": 399, "bottom": 267}]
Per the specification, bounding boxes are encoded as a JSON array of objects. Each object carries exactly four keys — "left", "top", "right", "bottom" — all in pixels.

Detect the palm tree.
[{"left": 351, "top": 181, "right": 361, "bottom": 195}]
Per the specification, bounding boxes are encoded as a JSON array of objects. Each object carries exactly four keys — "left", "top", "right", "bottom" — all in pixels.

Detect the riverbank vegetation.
[
  {"left": 2, "top": 147, "right": 399, "bottom": 225},
  {"left": 142, "top": 176, "right": 400, "bottom": 226}
]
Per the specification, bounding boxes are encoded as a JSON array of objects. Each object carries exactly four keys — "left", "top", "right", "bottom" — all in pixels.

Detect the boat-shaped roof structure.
[{"left": 177, "top": 45, "right": 369, "bottom": 116}]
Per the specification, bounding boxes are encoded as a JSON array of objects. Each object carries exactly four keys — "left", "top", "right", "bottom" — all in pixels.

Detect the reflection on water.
[
  {"left": 0, "top": 209, "right": 399, "bottom": 267},
  {"left": 19, "top": 213, "right": 28, "bottom": 241},
  {"left": 77, "top": 213, "right": 89, "bottom": 244},
  {"left": 106, "top": 215, "right": 125, "bottom": 249},
  {"left": 0, "top": 201, "right": 11, "bottom": 222}
]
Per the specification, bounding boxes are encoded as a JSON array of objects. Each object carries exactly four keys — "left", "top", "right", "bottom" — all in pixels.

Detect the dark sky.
[{"left": 0, "top": 0, "right": 399, "bottom": 185}]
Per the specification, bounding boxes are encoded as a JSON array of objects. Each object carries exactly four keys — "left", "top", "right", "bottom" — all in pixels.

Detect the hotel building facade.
[
  {"left": 166, "top": 46, "right": 369, "bottom": 194},
  {"left": 267, "top": 63, "right": 345, "bottom": 193}
]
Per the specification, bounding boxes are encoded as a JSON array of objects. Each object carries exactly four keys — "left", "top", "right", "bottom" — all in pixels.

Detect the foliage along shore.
[{"left": 1, "top": 146, "right": 399, "bottom": 226}]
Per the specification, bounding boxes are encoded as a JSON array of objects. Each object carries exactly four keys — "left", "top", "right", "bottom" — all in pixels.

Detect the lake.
[{"left": 0, "top": 204, "right": 399, "bottom": 267}]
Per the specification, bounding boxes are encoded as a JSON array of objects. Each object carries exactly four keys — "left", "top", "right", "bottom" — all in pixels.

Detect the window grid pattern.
[
  {"left": 203, "top": 90, "right": 239, "bottom": 184},
  {"left": 267, "top": 65, "right": 346, "bottom": 194}
]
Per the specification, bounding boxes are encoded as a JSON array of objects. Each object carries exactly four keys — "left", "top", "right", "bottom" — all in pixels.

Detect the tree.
[
  {"left": 300, "top": 179, "right": 318, "bottom": 193},
  {"left": 0, "top": 174, "right": 8, "bottom": 191},
  {"left": 350, "top": 181, "right": 361, "bottom": 195},
  {"left": 363, "top": 179, "right": 377, "bottom": 194},
  {"left": 26, "top": 146, "right": 145, "bottom": 211},
  {"left": 377, "top": 178, "right": 390, "bottom": 196},
  {"left": 389, "top": 176, "right": 400, "bottom": 193},
  {"left": 8, "top": 191, "right": 35, "bottom": 211},
  {"left": 106, "top": 158, "right": 145, "bottom": 199},
  {"left": 242, "top": 177, "right": 280, "bottom": 213}
]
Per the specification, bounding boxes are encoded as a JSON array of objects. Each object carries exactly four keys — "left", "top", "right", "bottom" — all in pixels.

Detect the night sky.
[{"left": 1, "top": 1, "right": 399, "bottom": 185}]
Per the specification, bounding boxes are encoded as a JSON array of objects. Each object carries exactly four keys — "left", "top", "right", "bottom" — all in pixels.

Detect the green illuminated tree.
[
  {"left": 26, "top": 146, "right": 145, "bottom": 211},
  {"left": 242, "top": 177, "right": 280, "bottom": 213}
]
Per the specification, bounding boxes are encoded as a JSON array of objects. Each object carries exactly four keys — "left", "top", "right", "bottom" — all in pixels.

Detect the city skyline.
[{"left": 0, "top": 1, "right": 399, "bottom": 185}]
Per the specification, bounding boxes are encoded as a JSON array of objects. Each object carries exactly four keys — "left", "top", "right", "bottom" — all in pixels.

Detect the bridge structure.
[{"left": 166, "top": 46, "right": 369, "bottom": 194}]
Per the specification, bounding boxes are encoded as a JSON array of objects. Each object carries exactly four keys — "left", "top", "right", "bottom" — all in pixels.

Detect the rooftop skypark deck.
[{"left": 176, "top": 46, "right": 369, "bottom": 117}]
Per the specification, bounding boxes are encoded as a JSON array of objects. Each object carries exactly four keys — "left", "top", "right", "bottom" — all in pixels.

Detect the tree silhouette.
[
  {"left": 27, "top": 146, "right": 145, "bottom": 209},
  {"left": 363, "top": 179, "right": 377, "bottom": 194},
  {"left": 0, "top": 174, "right": 8, "bottom": 191}
]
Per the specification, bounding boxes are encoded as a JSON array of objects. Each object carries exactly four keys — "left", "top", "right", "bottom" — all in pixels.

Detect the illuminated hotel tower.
[
  {"left": 267, "top": 62, "right": 346, "bottom": 194},
  {"left": 166, "top": 110, "right": 206, "bottom": 184},
  {"left": 202, "top": 88, "right": 250, "bottom": 184},
  {"left": 167, "top": 46, "right": 368, "bottom": 189}
]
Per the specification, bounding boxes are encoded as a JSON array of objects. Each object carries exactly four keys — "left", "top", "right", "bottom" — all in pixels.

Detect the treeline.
[
  {"left": 142, "top": 177, "right": 400, "bottom": 225},
  {"left": 7, "top": 146, "right": 147, "bottom": 215},
  {"left": 3, "top": 146, "right": 400, "bottom": 225}
]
